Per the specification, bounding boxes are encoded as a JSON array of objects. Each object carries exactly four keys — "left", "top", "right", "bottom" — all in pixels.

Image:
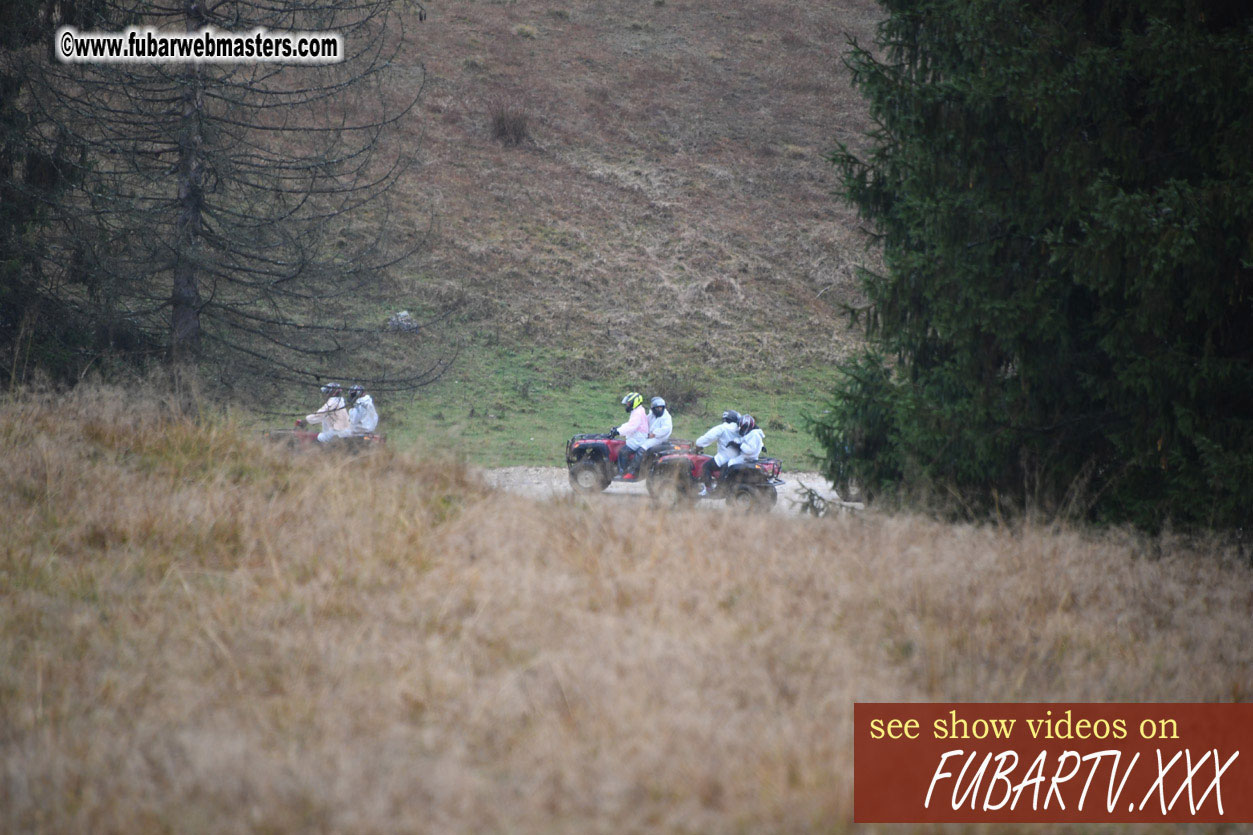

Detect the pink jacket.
[{"left": 617, "top": 405, "right": 648, "bottom": 442}]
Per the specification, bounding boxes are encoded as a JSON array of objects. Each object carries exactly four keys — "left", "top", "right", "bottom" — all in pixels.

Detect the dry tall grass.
[{"left": 2, "top": 387, "right": 1250, "bottom": 833}]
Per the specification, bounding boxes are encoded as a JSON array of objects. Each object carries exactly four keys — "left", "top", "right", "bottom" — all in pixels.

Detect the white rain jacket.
[
  {"left": 727, "top": 427, "right": 765, "bottom": 467},
  {"left": 640, "top": 409, "right": 672, "bottom": 451},
  {"left": 696, "top": 421, "right": 740, "bottom": 466},
  {"left": 618, "top": 405, "right": 649, "bottom": 448},
  {"left": 349, "top": 394, "right": 379, "bottom": 434},
  {"left": 306, "top": 396, "right": 350, "bottom": 442}
]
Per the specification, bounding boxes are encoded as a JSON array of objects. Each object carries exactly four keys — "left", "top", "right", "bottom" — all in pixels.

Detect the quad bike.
[
  {"left": 267, "top": 419, "right": 385, "bottom": 450},
  {"left": 565, "top": 432, "right": 694, "bottom": 494},
  {"left": 648, "top": 449, "right": 784, "bottom": 512}
]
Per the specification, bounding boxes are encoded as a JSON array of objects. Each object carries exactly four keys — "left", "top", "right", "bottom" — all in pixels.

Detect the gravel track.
[{"left": 480, "top": 466, "right": 853, "bottom": 515}]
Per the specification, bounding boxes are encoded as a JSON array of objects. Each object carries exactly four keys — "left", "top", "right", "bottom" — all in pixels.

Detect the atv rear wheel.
[
  {"left": 569, "top": 460, "right": 610, "bottom": 493},
  {"left": 729, "top": 483, "right": 774, "bottom": 513}
]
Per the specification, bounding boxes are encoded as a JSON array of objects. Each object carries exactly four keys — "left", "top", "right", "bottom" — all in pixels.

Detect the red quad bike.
[
  {"left": 648, "top": 449, "right": 784, "bottom": 512},
  {"left": 565, "top": 433, "right": 694, "bottom": 495},
  {"left": 267, "top": 419, "right": 385, "bottom": 450}
]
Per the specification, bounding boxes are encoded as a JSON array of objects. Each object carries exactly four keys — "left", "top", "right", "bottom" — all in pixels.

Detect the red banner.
[{"left": 854, "top": 703, "right": 1253, "bottom": 823}]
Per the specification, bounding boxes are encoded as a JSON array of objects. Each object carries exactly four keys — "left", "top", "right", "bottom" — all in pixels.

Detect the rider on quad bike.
[
  {"left": 272, "top": 382, "right": 384, "bottom": 449},
  {"left": 649, "top": 411, "right": 782, "bottom": 510},
  {"left": 613, "top": 391, "right": 650, "bottom": 478},
  {"left": 305, "top": 383, "right": 351, "bottom": 443},
  {"left": 714, "top": 413, "right": 766, "bottom": 487},
  {"left": 565, "top": 394, "right": 692, "bottom": 493},
  {"left": 728, "top": 414, "right": 764, "bottom": 465},
  {"left": 694, "top": 409, "right": 742, "bottom": 497},
  {"left": 346, "top": 384, "right": 379, "bottom": 435},
  {"left": 642, "top": 397, "right": 672, "bottom": 452}
]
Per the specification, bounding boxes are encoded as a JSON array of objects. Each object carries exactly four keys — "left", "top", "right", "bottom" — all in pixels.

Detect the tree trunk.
[{"left": 171, "top": 0, "right": 206, "bottom": 362}]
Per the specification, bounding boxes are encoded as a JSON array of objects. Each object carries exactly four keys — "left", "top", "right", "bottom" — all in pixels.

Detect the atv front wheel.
[
  {"left": 653, "top": 470, "right": 694, "bottom": 509},
  {"left": 645, "top": 462, "right": 662, "bottom": 497},
  {"left": 569, "top": 460, "right": 611, "bottom": 493}
]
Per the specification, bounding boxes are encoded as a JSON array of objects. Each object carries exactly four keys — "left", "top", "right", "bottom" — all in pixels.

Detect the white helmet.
[{"left": 650, "top": 396, "right": 666, "bottom": 408}]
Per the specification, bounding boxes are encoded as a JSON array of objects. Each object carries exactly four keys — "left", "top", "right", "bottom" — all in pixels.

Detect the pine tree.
[
  {"left": 1, "top": 0, "right": 118, "bottom": 383},
  {"left": 818, "top": 0, "right": 1253, "bottom": 529}
]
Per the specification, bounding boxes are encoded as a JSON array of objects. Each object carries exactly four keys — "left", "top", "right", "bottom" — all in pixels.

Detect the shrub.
[
  {"left": 649, "top": 371, "right": 703, "bottom": 414},
  {"left": 489, "top": 100, "right": 531, "bottom": 147}
]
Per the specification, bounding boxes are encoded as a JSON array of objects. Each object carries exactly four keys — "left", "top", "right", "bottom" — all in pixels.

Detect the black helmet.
[{"left": 722, "top": 409, "right": 740, "bottom": 424}]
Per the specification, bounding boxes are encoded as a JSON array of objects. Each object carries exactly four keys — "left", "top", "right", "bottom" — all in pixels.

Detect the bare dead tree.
[{"left": 15, "top": 0, "right": 451, "bottom": 391}]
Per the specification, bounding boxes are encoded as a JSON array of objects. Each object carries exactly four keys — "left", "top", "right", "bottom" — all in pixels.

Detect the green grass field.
[{"left": 372, "top": 337, "right": 834, "bottom": 470}]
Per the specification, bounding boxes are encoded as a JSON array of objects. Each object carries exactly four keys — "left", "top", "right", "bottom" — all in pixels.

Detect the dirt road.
[{"left": 480, "top": 467, "right": 857, "bottom": 516}]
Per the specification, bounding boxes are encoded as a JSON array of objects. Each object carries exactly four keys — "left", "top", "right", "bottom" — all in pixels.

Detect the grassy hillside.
[
  {"left": 376, "top": 336, "right": 834, "bottom": 467},
  {"left": 392, "top": 0, "right": 881, "bottom": 366},
  {"left": 288, "top": 0, "right": 891, "bottom": 463},
  {"left": 4, "top": 387, "right": 1251, "bottom": 832}
]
